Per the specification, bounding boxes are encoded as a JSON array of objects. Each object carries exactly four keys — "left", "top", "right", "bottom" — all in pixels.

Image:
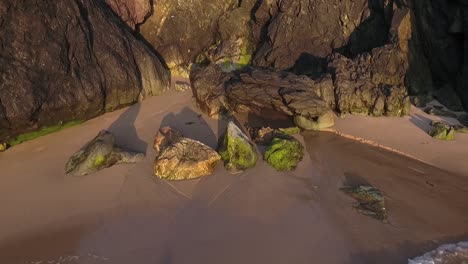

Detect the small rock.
[
  {"left": 424, "top": 107, "right": 457, "bottom": 118},
  {"left": 294, "top": 111, "right": 335, "bottom": 130},
  {"left": 218, "top": 122, "right": 258, "bottom": 173},
  {"left": 429, "top": 121, "right": 455, "bottom": 141},
  {"left": 66, "top": 131, "right": 145, "bottom": 176},
  {"left": 264, "top": 137, "right": 304, "bottom": 171},
  {"left": 340, "top": 185, "right": 387, "bottom": 222},
  {"left": 0, "top": 143, "right": 7, "bottom": 152},
  {"left": 174, "top": 81, "right": 191, "bottom": 92},
  {"left": 153, "top": 127, "right": 221, "bottom": 180}
]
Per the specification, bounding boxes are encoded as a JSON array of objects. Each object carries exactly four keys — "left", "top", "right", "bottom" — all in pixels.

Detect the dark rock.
[
  {"left": 458, "top": 114, "right": 468, "bottom": 127},
  {"left": 248, "top": 126, "right": 301, "bottom": 145},
  {"left": 424, "top": 107, "right": 458, "bottom": 118},
  {"left": 218, "top": 122, "right": 258, "bottom": 173},
  {"left": 153, "top": 127, "right": 221, "bottom": 180},
  {"left": 0, "top": 0, "right": 170, "bottom": 144},
  {"left": 328, "top": 45, "right": 411, "bottom": 117},
  {"left": 66, "top": 131, "right": 144, "bottom": 176},
  {"left": 434, "top": 85, "right": 465, "bottom": 111},
  {"left": 341, "top": 185, "right": 388, "bottom": 222}
]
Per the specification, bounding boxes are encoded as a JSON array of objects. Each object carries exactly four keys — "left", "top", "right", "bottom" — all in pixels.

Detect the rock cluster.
[
  {"left": 66, "top": 131, "right": 145, "bottom": 176},
  {"left": 428, "top": 121, "right": 459, "bottom": 141},
  {"left": 341, "top": 185, "right": 388, "bottom": 222}
]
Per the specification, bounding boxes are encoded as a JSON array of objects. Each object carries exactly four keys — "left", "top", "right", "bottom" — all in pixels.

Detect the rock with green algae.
[
  {"left": 294, "top": 111, "right": 335, "bottom": 131},
  {"left": 429, "top": 121, "right": 455, "bottom": 141},
  {"left": 264, "top": 137, "right": 304, "bottom": 171},
  {"left": 248, "top": 126, "right": 301, "bottom": 145},
  {"left": 0, "top": 142, "right": 7, "bottom": 152},
  {"left": 65, "top": 131, "right": 144, "bottom": 176},
  {"left": 341, "top": 185, "right": 388, "bottom": 222},
  {"left": 218, "top": 122, "right": 258, "bottom": 173}
]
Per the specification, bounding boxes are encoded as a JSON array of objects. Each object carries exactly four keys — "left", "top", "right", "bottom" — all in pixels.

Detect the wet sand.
[{"left": 0, "top": 91, "right": 467, "bottom": 264}]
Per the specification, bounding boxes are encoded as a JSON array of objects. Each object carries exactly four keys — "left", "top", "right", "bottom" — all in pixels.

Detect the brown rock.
[{"left": 104, "top": 0, "right": 151, "bottom": 29}]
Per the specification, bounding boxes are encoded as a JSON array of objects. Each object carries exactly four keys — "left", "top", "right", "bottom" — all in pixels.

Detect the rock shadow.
[
  {"left": 107, "top": 103, "right": 148, "bottom": 154},
  {"left": 159, "top": 107, "right": 218, "bottom": 149}
]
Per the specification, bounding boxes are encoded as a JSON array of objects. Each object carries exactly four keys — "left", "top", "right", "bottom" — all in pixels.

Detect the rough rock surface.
[
  {"left": 248, "top": 126, "right": 301, "bottom": 145},
  {"left": 0, "top": 0, "right": 170, "bottom": 143},
  {"left": 218, "top": 122, "right": 258, "bottom": 173},
  {"left": 341, "top": 185, "right": 388, "bottom": 222},
  {"left": 264, "top": 137, "right": 304, "bottom": 171},
  {"left": 104, "top": 0, "right": 151, "bottom": 29},
  {"left": 328, "top": 45, "right": 411, "bottom": 117},
  {"left": 66, "top": 131, "right": 144, "bottom": 176},
  {"left": 294, "top": 111, "right": 335, "bottom": 131},
  {"left": 153, "top": 127, "right": 221, "bottom": 180}
]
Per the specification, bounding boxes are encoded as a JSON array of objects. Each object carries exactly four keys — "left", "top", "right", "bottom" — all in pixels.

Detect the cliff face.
[
  {"left": 0, "top": 0, "right": 170, "bottom": 142},
  {"left": 133, "top": 0, "right": 467, "bottom": 110}
]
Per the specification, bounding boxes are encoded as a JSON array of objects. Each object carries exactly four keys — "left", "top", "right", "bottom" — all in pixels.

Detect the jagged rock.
[
  {"left": 174, "top": 81, "right": 191, "bottom": 92},
  {"left": 424, "top": 107, "right": 458, "bottom": 118},
  {"left": 341, "top": 185, "right": 387, "bottom": 222},
  {"left": 66, "top": 131, "right": 144, "bottom": 176},
  {"left": 153, "top": 127, "right": 221, "bottom": 180},
  {"left": 104, "top": 0, "right": 151, "bottom": 29},
  {"left": 218, "top": 122, "right": 258, "bottom": 173},
  {"left": 328, "top": 46, "right": 411, "bottom": 117},
  {"left": 454, "top": 125, "right": 468, "bottom": 134},
  {"left": 294, "top": 111, "right": 335, "bottom": 131},
  {"left": 189, "top": 65, "right": 231, "bottom": 119},
  {"left": 429, "top": 121, "right": 456, "bottom": 141},
  {"left": 0, "top": 0, "right": 170, "bottom": 144},
  {"left": 264, "top": 137, "right": 304, "bottom": 171},
  {"left": 248, "top": 126, "right": 301, "bottom": 145}
]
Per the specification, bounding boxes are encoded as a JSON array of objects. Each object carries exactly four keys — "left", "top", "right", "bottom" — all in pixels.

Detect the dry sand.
[{"left": 0, "top": 90, "right": 467, "bottom": 264}]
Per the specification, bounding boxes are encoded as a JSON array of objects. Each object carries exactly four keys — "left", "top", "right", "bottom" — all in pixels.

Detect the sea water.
[{"left": 408, "top": 241, "right": 468, "bottom": 264}]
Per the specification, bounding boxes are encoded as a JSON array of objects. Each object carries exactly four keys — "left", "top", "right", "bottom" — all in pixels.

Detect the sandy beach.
[{"left": 0, "top": 90, "right": 467, "bottom": 264}]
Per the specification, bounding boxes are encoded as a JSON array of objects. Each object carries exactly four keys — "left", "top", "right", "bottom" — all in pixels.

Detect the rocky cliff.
[{"left": 0, "top": 0, "right": 170, "bottom": 143}]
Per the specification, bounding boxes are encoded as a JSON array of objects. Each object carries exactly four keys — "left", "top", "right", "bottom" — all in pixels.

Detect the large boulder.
[
  {"left": 104, "top": 0, "right": 151, "bottom": 29},
  {"left": 218, "top": 122, "right": 258, "bottom": 173},
  {"left": 153, "top": 127, "right": 221, "bottom": 180},
  {"left": 328, "top": 45, "right": 411, "bottom": 117},
  {"left": 0, "top": 0, "right": 170, "bottom": 144},
  {"left": 264, "top": 137, "right": 304, "bottom": 171},
  {"left": 66, "top": 131, "right": 144, "bottom": 176}
]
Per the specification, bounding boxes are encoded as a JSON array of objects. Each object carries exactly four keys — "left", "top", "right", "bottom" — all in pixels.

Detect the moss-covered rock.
[
  {"left": 218, "top": 122, "right": 258, "bottom": 173},
  {"left": 264, "top": 137, "right": 304, "bottom": 171},
  {"left": 429, "top": 121, "right": 456, "bottom": 141},
  {"left": 0, "top": 142, "right": 7, "bottom": 152},
  {"left": 341, "top": 185, "right": 387, "bottom": 222},
  {"left": 66, "top": 130, "right": 145, "bottom": 176},
  {"left": 248, "top": 126, "right": 301, "bottom": 145},
  {"left": 294, "top": 111, "right": 335, "bottom": 131}
]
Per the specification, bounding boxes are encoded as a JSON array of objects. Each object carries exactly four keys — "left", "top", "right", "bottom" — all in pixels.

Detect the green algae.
[
  {"left": 8, "top": 120, "right": 83, "bottom": 146},
  {"left": 264, "top": 138, "right": 304, "bottom": 171},
  {"left": 219, "top": 135, "right": 258, "bottom": 172},
  {"left": 340, "top": 186, "right": 388, "bottom": 222},
  {"left": 429, "top": 122, "right": 455, "bottom": 141},
  {"left": 94, "top": 155, "right": 106, "bottom": 167}
]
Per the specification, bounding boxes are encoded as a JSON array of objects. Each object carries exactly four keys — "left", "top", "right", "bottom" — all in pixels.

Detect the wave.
[{"left": 408, "top": 241, "right": 468, "bottom": 264}]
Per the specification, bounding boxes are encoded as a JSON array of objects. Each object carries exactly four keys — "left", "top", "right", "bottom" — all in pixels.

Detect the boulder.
[
  {"left": 264, "top": 137, "right": 304, "bottom": 171},
  {"left": 294, "top": 111, "right": 335, "bottom": 131},
  {"left": 429, "top": 121, "right": 456, "bottom": 141},
  {"left": 423, "top": 107, "right": 458, "bottom": 118},
  {"left": 66, "top": 131, "right": 144, "bottom": 176},
  {"left": 0, "top": 0, "right": 170, "bottom": 144},
  {"left": 458, "top": 114, "right": 468, "bottom": 127},
  {"left": 328, "top": 46, "right": 411, "bottom": 117},
  {"left": 0, "top": 142, "right": 7, "bottom": 152},
  {"left": 218, "top": 122, "right": 258, "bottom": 173},
  {"left": 341, "top": 185, "right": 387, "bottom": 222},
  {"left": 153, "top": 127, "right": 221, "bottom": 180},
  {"left": 104, "top": 0, "right": 151, "bottom": 29}
]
